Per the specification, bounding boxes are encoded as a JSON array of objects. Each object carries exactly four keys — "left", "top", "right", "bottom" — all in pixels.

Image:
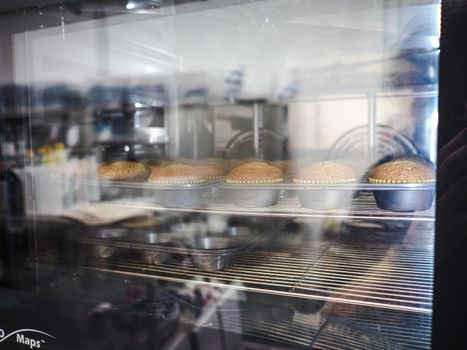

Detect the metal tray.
[
  {"left": 72, "top": 218, "right": 288, "bottom": 271},
  {"left": 219, "top": 181, "right": 434, "bottom": 191},
  {"left": 96, "top": 180, "right": 216, "bottom": 207},
  {"left": 96, "top": 180, "right": 435, "bottom": 213},
  {"left": 74, "top": 227, "right": 129, "bottom": 258},
  {"left": 97, "top": 179, "right": 147, "bottom": 201},
  {"left": 219, "top": 181, "right": 436, "bottom": 211},
  {"left": 127, "top": 232, "right": 173, "bottom": 264}
]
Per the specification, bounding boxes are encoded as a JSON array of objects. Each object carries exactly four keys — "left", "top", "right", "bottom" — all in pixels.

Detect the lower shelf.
[
  {"left": 314, "top": 304, "right": 431, "bottom": 350},
  {"left": 36, "top": 223, "right": 434, "bottom": 314},
  {"left": 209, "top": 301, "right": 431, "bottom": 350}
]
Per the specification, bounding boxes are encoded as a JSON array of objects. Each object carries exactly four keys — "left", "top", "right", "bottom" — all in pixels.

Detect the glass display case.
[{"left": 0, "top": 1, "right": 443, "bottom": 349}]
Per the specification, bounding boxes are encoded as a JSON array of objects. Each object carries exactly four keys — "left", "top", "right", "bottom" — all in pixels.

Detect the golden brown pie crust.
[
  {"left": 368, "top": 160, "right": 434, "bottom": 183},
  {"left": 227, "top": 161, "right": 284, "bottom": 184},
  {"left": 293, "top": 161, "right": 356, "bottom": 184},
  {"left": 148, "top": 163, "right": 205, "bottom": 184},
  {"left": 98, "top": 161, "right": 150, "bottom": 181}
]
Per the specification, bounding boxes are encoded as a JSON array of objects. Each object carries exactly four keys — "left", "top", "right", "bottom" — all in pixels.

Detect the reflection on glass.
[{"left": 0, "top": 1, "right": 439, "bottom": 349}]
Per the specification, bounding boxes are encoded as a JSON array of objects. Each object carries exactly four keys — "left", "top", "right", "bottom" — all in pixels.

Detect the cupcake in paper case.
[
  {"left": 148, "top": 163, "right": 205, "bottom": 184},
  {"left": 293, "top": 161, "right": 356, "bottom": 184},
  {"left": 97, "top": 161, "right": 151, "bottom": 182},
  {"left": 226, "top": 162, "right": 283, "bottom": 207},
  {"left": 368, "top": 159, "right": 435, "bottom": 212},
  {"left": 368, "top": 159, "right": 435, "bottom": 184},
  {"left": 293, "top": 161, "right": 356, "bottom": 209},
  {"left": 227, "top": 161, "right": 284, "bottom": 184}
]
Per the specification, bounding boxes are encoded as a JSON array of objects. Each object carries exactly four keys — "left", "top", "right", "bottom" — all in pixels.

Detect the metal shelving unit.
[
  {"left": 36, "top": 223, "right": 434, "bottom": 314},
  {"left": 179, "top": 294, "right": 431, "bottom": 349},
  {"left": 98, "top": 192, "right": 435, "bottom": 222},
  {"left": 319, "top": 304, "right": 432, "bottom": 350}
]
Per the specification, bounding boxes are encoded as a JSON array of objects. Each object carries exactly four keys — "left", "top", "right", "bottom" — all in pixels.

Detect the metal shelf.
[
  {"left": 36, "top": 225, "right": 434, "bottom": 314},
  {"left": 220, "top": 308, "right": 317, "bottom": 348},
  {"left": 195, "top": 298, "right": 431, "bottom": 349},
  {"left": 315, "top": 304, "right": 432, "bottom": 350},
  {"left": 101, "top": 192, "right": 435, "bottom": 222}
]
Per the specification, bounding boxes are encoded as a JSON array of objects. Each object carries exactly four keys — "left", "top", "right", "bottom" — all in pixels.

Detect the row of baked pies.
[{"left": 97, "top": 158, "right": 434, "bottom": 185}]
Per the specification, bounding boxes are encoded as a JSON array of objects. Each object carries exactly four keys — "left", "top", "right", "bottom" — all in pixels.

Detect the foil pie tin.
[
  {"left": 223, "top": 178, "right": 283, "bottom": 207},
  {"left": 297, "top": 189, "right": 353, "bottom": 209},
  {"left": 372, "top": 187, "right": 435, "bottom": 212},
  {"left": 154, "top": 188, "right": 203, "bottom": 208},
  {"left": 189, "top": 229, "right": 253, "bottom": 271},
  {"left": 230, "top": 189, "right": 280, "bottom": 207},
  {"left": 78, "top": 228, "right": 128, "bottom": 258},
  {"left": 148, "top": 182, "right": 214, "bottom": 208},
  {"left": 129, "top": 232, "right": 173, "bottom": 264}
]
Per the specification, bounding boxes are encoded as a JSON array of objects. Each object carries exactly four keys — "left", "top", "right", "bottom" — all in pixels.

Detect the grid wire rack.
[{"left": 36, "top": 227, "right": 434, "bottom": 314}]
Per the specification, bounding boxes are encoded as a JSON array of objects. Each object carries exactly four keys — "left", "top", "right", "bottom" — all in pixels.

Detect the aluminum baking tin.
[
  {"left": 97, "top": 180, "right": 215, "bottom": 208},
  {"left": 72, "top": 220, "right": 287, "bottom": 271},
  {"left": 371, "top": 184, "right": 435, "bottom": 212},
  {"left": 75, "top": 228, "right": 128, "bottom": 258},
  {"left": 220, "top": 182, "right": 435, "bottom": 212}
]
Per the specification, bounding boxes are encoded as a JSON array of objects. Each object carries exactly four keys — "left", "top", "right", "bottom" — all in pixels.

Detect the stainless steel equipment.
[
  {"left": 214, "top": 100, "right": 286, "bottom": 160},
  {"left": 71, "top": 217, "right": 285, "bottom": 271},
  {"left": 0, "top": 1, "right": 441, "bottom": 349}
]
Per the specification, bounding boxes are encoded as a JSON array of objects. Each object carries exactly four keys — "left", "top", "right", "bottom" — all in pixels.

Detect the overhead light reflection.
[{"left": 126, "top": 2, "right": 136, "bottom": 10}]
